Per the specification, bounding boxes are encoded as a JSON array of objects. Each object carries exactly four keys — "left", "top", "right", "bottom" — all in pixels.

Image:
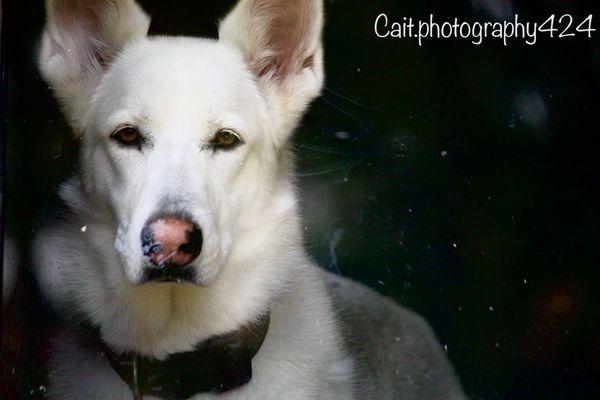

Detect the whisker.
[
  {"left": 321, "top": 96, "right": 361, "bottom": 121},
  {"left": 297, "top": 160, "right": 363, "bottom": 178},
  {"left": 324, "top": 86, "right": 363, "bottom": 107}
]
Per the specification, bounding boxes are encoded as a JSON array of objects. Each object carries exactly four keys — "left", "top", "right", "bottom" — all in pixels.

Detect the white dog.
[{"left": 33, "top": 1, "right": 466, "bottom": 399}]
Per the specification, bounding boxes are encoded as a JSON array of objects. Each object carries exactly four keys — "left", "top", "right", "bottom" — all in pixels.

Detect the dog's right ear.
[{"left": 39, "top": 0, "right": 150, "bottom": 133}]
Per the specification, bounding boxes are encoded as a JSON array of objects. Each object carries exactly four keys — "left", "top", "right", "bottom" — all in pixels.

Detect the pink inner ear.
[
  {"left": 52, "top": 0, "right": 103, "bottom": 31},
  {"left": 49, "top": 0, "right": 110, "bottom": 65},
  {"left": 302, "top": 55, "right": 315, "bottom": 70},
  {"left": 256, "top": 0, "right": 318, "bottom": 80}
]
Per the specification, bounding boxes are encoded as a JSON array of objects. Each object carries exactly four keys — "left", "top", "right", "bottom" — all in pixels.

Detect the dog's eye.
[
  {"left": 111, "top": 126, "right": 143, "bottom": 148},
  {"left": 211, "top": 129, "right": 242, "bottom": 150}
]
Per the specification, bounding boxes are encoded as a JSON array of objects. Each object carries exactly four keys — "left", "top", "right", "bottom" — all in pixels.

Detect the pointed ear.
[
  {"left": 39, "top": 0, "right": 150, "bottom": 133},
  {"left": 219, "top": 0, "right": 325, "bottom": 137}
]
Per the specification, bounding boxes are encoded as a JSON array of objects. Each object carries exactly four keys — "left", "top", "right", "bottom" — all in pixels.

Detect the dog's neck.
[
  {"left": 78, "top": 313, "right": 270, "bottom": 399},
  {"left": 56, "top": 176, "right": 299, "bottom": 356}
]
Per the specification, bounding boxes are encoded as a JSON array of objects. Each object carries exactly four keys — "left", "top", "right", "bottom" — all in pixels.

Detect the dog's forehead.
[{"left": 93, "top": 37, "right": 263, "bottom": 129}]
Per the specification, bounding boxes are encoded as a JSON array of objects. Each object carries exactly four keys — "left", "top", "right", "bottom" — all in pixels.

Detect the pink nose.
[{"left": 141, "top": 215, "right": 203, "bottom": 267}]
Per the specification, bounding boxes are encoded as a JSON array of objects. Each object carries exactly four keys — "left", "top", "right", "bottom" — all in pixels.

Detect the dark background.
[{"left": 1, "top": 0, "right": 599, "bottom": 399}]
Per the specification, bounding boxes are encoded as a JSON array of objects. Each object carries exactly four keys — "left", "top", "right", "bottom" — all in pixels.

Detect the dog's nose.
[{"left": 141, "top": 215, "right": 203, "bottom": 268}]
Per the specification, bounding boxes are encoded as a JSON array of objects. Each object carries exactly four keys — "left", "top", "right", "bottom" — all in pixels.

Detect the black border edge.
[{"left": 0, "top": 0, "right": 7, "bottom": 330}]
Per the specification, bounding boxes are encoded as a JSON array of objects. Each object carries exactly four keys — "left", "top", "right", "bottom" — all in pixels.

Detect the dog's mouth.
[{"left": 141, "top": 266, "right": 197, "bottom": 285}]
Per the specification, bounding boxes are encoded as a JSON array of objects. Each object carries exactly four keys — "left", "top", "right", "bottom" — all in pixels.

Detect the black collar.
[{"left": 78, "top": 314, "right": 270, "bottom": 400}]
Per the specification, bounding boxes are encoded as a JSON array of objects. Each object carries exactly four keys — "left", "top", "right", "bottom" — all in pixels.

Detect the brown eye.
[
  {"left": 212, "top": 129, "right": 242, "bottom": 149},
  {"left": 111, "top": 126, "right": 143, "bottom": 148}
]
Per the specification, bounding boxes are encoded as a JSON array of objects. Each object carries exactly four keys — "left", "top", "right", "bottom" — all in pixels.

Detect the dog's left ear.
[{"left": 219, "top": 0, "right": 324, "bottom": 140}]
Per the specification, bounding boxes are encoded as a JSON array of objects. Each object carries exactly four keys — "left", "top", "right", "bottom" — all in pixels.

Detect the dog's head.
[{"left": 39, "top": 0, "right": 323, "bottom": 287}]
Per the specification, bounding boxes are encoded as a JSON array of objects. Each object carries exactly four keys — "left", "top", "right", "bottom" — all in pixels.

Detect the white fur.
[{"left": 34, "top": 0, "right": 355, "bottom": 398}]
